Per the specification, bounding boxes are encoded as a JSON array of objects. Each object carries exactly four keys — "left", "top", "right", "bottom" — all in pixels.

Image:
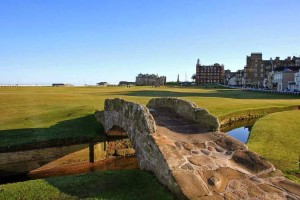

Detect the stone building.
[
  {"left": 224, "top": 70, "right": 232, "bottom": 85},
  {"left": 272, "top": 69, "right": 296, "bottom": 91},
  {"left": 224, "top": 70, "right": 245, "bottom": 86},
  {"left": 195, "top": 59, "right": 224, "bottom": 85},
  {"left": 294, "top": 70, "right": 300, "bottom": 91},
  {"left": 244, "top": 53, "right": 300, "bottom": 87},
  {"left": 135, "top": 74, "right": 166, "bottom": 86}
]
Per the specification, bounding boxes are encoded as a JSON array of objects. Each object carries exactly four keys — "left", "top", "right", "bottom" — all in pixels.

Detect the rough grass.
[
  {"left": 0, "top": 86, "right": 300, "bottom": 150},
  {"left": 0, "top": 170, "right": 174, "bottom": 200},
  {"left": 247, "top": 110, "right": 300, "bottom": 182}
]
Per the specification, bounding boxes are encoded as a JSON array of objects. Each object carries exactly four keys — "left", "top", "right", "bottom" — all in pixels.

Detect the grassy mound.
[{"left": 247, "top": 110, "right": 300, "bottom": 183}]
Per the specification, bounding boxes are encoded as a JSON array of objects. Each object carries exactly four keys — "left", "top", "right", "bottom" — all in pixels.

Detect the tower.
[
  {"left": 197, "top": 58, "right": 200, "bottom": 66},
  {"left": 177, "top": 74, "right": 180, "bottom": 83}
]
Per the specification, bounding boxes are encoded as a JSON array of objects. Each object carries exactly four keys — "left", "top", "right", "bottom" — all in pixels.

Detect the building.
[
  {"left": 227, "top": 76, "right": 238, "bottom": 86},
  {"left": 224, "top": 69, "right": 245, "bottom": 86},
  {"left": 288, "top": 70, "right": 300, "bottom": 91},
  {"left": 135, "top": 74, "right": 166, "bottom": 86},
  {"left": 244, "top": 53, "right": 300, "bottom": 88},
  {"left": 272, "top": 69, "right": 296, "bottom": 91},
  {"left": 266, "top": 72, "right": 275, "bottom": 90},
  {"left": 195, "top": 59, "right": 224, "bottom": 85},
  {"left": 295, "top": 70, "right": 300, "bottom": 91},
  {"left": 97, "top": 82, "right": 108, "bottom": 87},
  {"left": 224, "top": 70, "right": 232, "bottom": 85}
]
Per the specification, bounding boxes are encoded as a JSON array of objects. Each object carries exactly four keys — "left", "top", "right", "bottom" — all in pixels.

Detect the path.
[{"left": 151, "top": 108, "right": 300, "bottom": 200}]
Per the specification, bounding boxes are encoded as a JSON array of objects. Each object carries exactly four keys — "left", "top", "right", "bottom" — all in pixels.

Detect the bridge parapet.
[
  {"left": 95, "top": 98, "right": 156, "bottom": 135},
  {"left": 147, "top": 97, "right": 219, "bottom": 131}
]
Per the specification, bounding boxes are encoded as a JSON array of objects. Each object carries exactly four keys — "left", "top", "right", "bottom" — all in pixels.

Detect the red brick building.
[{"left": 195, "top": 59, "right": 224, "bottom": 85}]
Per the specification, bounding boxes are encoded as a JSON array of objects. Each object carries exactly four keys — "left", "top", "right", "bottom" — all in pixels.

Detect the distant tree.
[
  {"left": 191, "top": 74, "right": 196, "bottom": 81},
  {"left": 166, "top": 81, "right": 179, "bottom": 86}
]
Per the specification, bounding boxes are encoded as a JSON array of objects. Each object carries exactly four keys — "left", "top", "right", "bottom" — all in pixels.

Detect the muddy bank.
[
  {"left": 29, "top": 156, "right": 139, "bottom": 179},
  {"left": 0, "top": 156, "right": 138, "bottom": 185}
]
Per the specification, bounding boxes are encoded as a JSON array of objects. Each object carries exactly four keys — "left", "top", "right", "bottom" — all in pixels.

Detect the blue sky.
[{"left": 0, "top": 0, "right": 299, "bottom": 85}]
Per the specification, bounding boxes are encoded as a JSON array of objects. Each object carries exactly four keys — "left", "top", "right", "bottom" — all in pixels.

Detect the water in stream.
[
  {"left": 226, "top": 126, "right": 252, "bottom": 143},
  {"left": 221, "top": 119, "right": 256, "bottom": 144}
]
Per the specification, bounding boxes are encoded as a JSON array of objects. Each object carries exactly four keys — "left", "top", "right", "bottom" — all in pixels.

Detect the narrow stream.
[
  {"left": 226, "top": 126, "right": 252, "bottom": 143},
  {"left": 221, "top": 119, "right": 257, "bottom": 144},
  {"left": 0, "top": 156, "right": 138, "bottom": 185},
  {"left": 1, "top": 118, "right": 261, "bottom": 185}
]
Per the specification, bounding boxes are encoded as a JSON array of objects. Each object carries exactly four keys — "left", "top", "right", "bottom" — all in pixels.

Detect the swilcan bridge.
[{"left": 95, "top": 98, "right": 300, "bottom": 200}]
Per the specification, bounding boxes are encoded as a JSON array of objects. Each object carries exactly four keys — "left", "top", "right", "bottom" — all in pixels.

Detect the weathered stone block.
[
  {"left": 115, "top": 148, "right": 135, "bottom": 156},
  {"left": 232, "top": 150, "right": 273, "bottom": 173}
]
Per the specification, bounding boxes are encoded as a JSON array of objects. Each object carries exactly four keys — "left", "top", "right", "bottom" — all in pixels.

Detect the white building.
[
  {"left": 291, "top": 70, "right": 300, "bottom": 91},
  {"left": 228, "top": 76, "right": 237, "bottom": 86},
  {"left": 272, "top": 69, "right": 296, "bottom": 91}
]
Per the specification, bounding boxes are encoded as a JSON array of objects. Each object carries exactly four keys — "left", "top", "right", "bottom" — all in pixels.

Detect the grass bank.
[
  {"left": 218, "top": 105, "right": 299, "bottom": 126},
  {"left": 1, "top": 86, "right": 300, "bottom": 150},
  {"left": 247, "top": 110, "right": 300, "bottom": 183},
  {"left": 0, "top": 170, "right": 173, "bottom": 200}
]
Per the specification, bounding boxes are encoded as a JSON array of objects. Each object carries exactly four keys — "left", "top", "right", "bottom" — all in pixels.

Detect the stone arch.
[
  {"left": 107, "top": 125, "right": 127, "bottom": 136},
  {"left": 96, "top": 99, "right": 158, "bottom": 166},
  {"left": 95, "top": 98, "right": 300, "bottom": 199},
  {"left": 95, "top": 98, "right": 185, "bottom": 198}
]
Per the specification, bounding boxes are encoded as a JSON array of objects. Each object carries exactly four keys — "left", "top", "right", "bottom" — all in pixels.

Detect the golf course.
[{"left": 0, "top": 86, "right": 299, "bottom": 198}]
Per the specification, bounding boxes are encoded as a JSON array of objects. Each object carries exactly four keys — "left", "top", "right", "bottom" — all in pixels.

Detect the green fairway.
[
  {"left": 247, "top": 110, "right": 300, "bottom": 182},
  {"left": 0, "top": 86, "right": 300, "bottom": 150},
  {"left": 0, "top": 170, "right": 174, "bottom": 200}
]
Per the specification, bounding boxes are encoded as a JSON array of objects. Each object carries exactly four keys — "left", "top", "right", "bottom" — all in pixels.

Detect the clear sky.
[{"left": 1, "top": 0, "right": 300, "bottom": 85}]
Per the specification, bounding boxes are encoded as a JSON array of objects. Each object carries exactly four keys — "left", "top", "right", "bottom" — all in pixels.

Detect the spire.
[
  {"left": 270, "top": 57, "right": 274, "bottom": 72},
  {"left": 177, "top": 74, "right": 180, "bottom": 83},
  {"left": 197, "top": 58, "right": 200, "bottom": 66}
]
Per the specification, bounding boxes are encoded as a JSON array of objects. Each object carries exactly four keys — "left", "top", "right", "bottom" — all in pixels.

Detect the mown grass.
[
  {"left": 0, "top": 170, "right": 174, "bottom": 200},
  {"left": 0, "top": 86, "right": 299, "bottom": 198},
  {"left": 0, "top": 86, "right": 300, "bottom": 150},
  {"left": 247, "top": 110, "right": 300, "bottom": 183}
]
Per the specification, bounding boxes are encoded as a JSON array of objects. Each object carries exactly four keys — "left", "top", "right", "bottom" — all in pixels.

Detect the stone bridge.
[{"left": 95, "top": 98, "right": 300, "bottom": 200}]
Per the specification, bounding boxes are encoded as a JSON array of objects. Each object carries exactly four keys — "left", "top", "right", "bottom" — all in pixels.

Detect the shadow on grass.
[
  {"left": 45, "top": 170, "right": 174, "bottom": 200},
  {"left": 0, "top": 114, "right": 105, "bottom": 153},
  {"left": 120, "top": 89, "right": 300, "bottom": 99}
]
